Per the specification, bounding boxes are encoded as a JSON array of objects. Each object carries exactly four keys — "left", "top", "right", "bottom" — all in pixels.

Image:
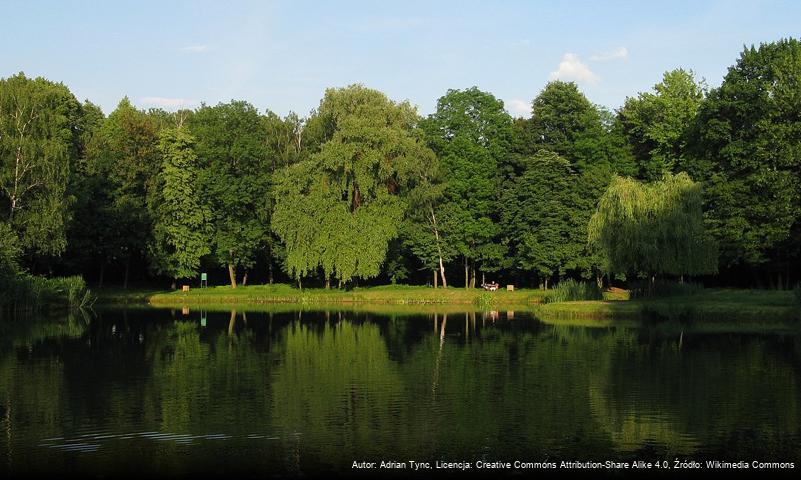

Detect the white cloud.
[
  {"left": 590, "top": 46, "right": 629, "bottom": 62},
  {"left": 548, "top": 53, "right": 600, "bottom": 85},
  {"left": 139, "top": 97, "right": 196, "bottom": 108},
  {"left": 179, "top": 45, "right": 208, "bottom": 53},
  {"left": 507, "top": 98, "right": 531, "bottom": 118}
]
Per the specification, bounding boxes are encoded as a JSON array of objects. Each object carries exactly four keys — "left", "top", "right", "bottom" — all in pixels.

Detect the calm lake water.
[{"left": 1, "top": 307, "right": 800, "bottom": 477}]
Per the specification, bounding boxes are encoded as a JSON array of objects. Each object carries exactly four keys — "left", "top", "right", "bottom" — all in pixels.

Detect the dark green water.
[{"left": 1, "top": 308, "right": 800, "bottom": 477}]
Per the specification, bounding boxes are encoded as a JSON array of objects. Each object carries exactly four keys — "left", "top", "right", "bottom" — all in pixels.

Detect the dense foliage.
[
  {"left": 588, "top": 173, "right": 718, "bottom": 279},
  {"left": 1, "top": 38, "right": 799, "bottom": 291}
]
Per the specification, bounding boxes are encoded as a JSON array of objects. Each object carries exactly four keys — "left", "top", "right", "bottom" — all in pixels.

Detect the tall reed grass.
[
  {"left": 545, "top": 279, "right": 603, "bottom": 303},
  {"left": 1, "top": 275, "right": 95, "bottom": 313}
]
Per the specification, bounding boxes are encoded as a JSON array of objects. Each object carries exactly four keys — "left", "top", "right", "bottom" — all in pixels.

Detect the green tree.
[
  {"left": 272, "top": 85, "right": 432, "bottom": 286},
  {"left": 588, "top": 173, "right": 718, "bottom": 279},
  {"left": 0, "top": 73, "right": 81, "bottom": 262},
  {"left": 524, "top": 80, "right": 636, "bottom": 174},
  {"left": 84, "top": 97, "right": 161, "bottom": 287},
  {"left": 619, "top": 69, "right": 706, "bottom": 180},
  {"left": 400, "top": 153, "right": 454, "bottom": 287},
  {"left": 502, "top": 151, "right": 588, "bottom": 288},
  {"left": 61, "top": 101, "right": 108, "bottom": 281},
  {"left": 148, "top": 128, "right": 211, "bottom": 287},
  {"left": 422, "top": 87, "right": 513, "bottom": 288},
  {"left": 691, "top": 39, "right": 801, "bottom": 281},
  {"left": 189, "top": 101, "right": 272, "bottom": 288}
]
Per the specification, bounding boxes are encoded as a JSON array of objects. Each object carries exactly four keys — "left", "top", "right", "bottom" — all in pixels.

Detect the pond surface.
[{"left": 1, "top": 307, "right": 800, "bottom": 477}]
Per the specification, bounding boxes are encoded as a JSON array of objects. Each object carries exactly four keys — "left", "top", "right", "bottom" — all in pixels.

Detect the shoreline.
[{"left": 93, "top": 284, "right": 801, "bottom": 323}]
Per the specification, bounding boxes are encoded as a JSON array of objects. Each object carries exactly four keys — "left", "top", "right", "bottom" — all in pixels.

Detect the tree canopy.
[
  {"left": 588, "top": 173, "right": 718, "bottom": 278},
  {"left": 2, "top": 37, "right": 800, "bottom": 291},
  {"left": 691, "top": 39, "right": 801, "bottom": 271},
  {"left": 148, "top": 128, "right": 211, "bottom": 282},
  {"left": 272, "top": 85, "right": 434, "bottom": 285},
  {"left": 0, "top": 73, "right": 80, "bottom": 259},
  {"left": 620, "top": 69, "right": 706, "bottom": 180}
]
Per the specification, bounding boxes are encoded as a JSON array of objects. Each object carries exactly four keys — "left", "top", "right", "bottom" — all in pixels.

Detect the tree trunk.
[
  {"left": 297, "top": 277, "right": 302, "bottom": 290},
  {"left": 544, "top": 277, "right": 549, "bottom": 290},
  {"left": 429, "top": 205, "right": 447, "bottom": 288},
  {"left": 596, "top": 275, "right": 603, "bottom": 290},
  {"left": 268, "top": 260, "right": 274, "bottom": 284},
  {"left": 228, "top": 263, "right": 237, "bottom": 288},
  {"left": 470, "top": 264, "right": 476, "bottom": 289},
  {"left": 433, "top": 269, "right": 438, "bottom": 288},
  {"left": 170, "top": 279, "right": 176, "bottom": 290},
  {"left": 325, "top": 277, "right": 331, "bottom": 289},
  {"left": 464, "top": 258, "right": 469, "bottom": 289},
  {"left": 123, "top": 256, "right": 130, "bottom": 289},
  {"left": 242, "top": 271, "right": 248, "bottom": 286}
]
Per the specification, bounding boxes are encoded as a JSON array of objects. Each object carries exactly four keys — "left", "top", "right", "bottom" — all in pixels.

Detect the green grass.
[
  {"left": 535, "top": 288, "right": 799, "bottom": 322},
  {"left": 101, "top": 283, "right": 800, "bottom": 324},
  {"left": 141, "top": 283, "right": 548, "bottom": 307}
]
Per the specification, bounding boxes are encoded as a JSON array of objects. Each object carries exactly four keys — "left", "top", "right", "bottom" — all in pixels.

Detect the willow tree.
[
  {"left": 271, "top": 85, "right": 434, "bottom": 286},
  {"left": 588, "top": 172, "right": 717, "bottom": 280}
]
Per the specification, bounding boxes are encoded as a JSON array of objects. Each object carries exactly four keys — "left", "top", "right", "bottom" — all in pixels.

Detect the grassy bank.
[
  {"left": 99, "top": 284, "right": 800, "bottom": 323},
  {"left": 535, "top": 288, "right": 799, "bottom": 322},
  {"left": 144, "top": 284, "right": 549, "bottom": 307}
]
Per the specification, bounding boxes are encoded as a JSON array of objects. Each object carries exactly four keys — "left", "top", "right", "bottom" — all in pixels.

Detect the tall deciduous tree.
[
  {"left": 619, "top": 69, "right": 706, "bottom": 180},
  {"left": 502, "top": 150, "right": 589, "bottom": 288},
  {"left": 422, "top": 87, "right": 513, "bottom": 288},
  {"left": 189, "top": 101, "right": 272, "bottom": 288},
  {"left": 524, "top": 80, "right": 636, "bottom": 175},
  {"left": 690, "top": 39, "right": 801, "bottom": 282},
  {"left": 84, "top": 97, "right": 161, "bottom": 287},
  {"left": 401, "top": 153, "right": 453, "bottom": 288},
  {"left": 272, "top": 85, "right": 433, "bottom": 286},
  {"left": 0, "top": 73, "right": 80, "bottom": 262},
  {"left": 148, "top": 128, "right": 211, "bottom": 287},
  {"left": 588, "top": 173, "right": 717, "bottom": 279}
]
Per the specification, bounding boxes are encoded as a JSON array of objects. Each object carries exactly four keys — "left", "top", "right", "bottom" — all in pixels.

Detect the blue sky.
[{"left": 2, "top": 0, "right": 799, "bottom": 118}]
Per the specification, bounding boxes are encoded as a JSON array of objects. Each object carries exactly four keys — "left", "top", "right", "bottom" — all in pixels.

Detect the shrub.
[{"left": 545, "top": 279, "right": 603, "bottom": 303}]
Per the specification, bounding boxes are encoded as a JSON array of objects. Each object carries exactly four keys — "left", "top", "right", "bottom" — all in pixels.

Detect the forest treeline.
[{"left": 1, "top": 39, "right": 799, "bottom": 293}]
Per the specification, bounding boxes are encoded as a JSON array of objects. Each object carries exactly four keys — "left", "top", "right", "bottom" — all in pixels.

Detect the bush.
[
  {"left": 545, "top": 279, "right": 603, "bottom": 303},
  {"left": 629, "top": 279, "right": 704, "bottom": 299}
]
